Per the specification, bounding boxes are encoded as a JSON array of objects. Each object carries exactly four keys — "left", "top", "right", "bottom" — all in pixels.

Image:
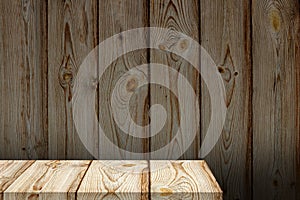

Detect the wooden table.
[{"left": 0, "top": 160, "right": 222, "bottom": 199}]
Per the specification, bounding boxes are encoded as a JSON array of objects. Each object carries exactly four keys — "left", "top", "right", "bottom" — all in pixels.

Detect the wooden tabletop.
[{"left": 0, "top": 160, "right": 222, "bottom": 200}]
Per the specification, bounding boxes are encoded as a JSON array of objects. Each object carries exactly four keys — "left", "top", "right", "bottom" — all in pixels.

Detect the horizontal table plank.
[
  {"left": 1, "top": 160, "right": 222, "bottom": 199},
  {"left": 150, "top": 160, "right": 222, "bottom": 199},
  {"left": 77, "top": 160, "right": 149, "bottom": 200},
  {"left": 0, "top": 161, "right": 34, "bottom": 200},
  {"left": 4, "top": 160, "right": 90, "bottom": 200}
]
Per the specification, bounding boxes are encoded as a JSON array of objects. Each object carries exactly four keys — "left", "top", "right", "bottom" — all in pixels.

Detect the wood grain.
[
  {"left": 0, "top": 0, "right": 48, "bottom": 159},
  {"left": 98, "top": 0, "right": 149, "bottom": 159},
  {"left": 48, "top": 0, "right": 97, "bottom": 159},
  {"left": 149, "top": 0, "right": 200, "bottom": 159},
  {"left": 4, "top": 160, "right": 90, "bottom": 200},
  {"left": 252, "top": 0, "right": 300, "bottom": 199},
  {"left": 77, "top": 160, "right": 149, "bottom": 199},
  {"left": 0, "top": 1, "right": 299, "bottom": 199},
  {"left": 0, "top": 160, "right": 222, "bottom": 199},
  {"left": 150, "top": 160, "right": 222, "bottom": 199},
  {"left": 0, "top": 161, "right": 34, "bottom": 200},
  {"left": 200, "top": 0, "right": 252, "bottom": 199}
]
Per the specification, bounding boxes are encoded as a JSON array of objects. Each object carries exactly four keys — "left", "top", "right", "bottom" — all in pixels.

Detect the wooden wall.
[{"left": 0, "top": 0, "right": 299, "bottom": 199}]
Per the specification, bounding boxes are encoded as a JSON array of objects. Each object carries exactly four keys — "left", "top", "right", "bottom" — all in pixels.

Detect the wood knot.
[
  {"left": 89, "top": 78, "right": 98, "bottom": 89},
  {"left": 217, "top": 66, "right": 235, "bottom": 82},
  {"left": 269, "top": 9, "right": 281, "bottom": 32},
  {"left": 218, "top": 66, "right": 225, "bottom": 73},
  {"left": 59, "top": 56, "right": 76, "bottom": 88},
  {"left": 126, "top": 78, "right": 138, "bottom": 92},
  {"left": 22, "top": 0, "right": 31, "bottom": 22},
  {"left": 158, "top": 44, "right": 166, "bottom": 51},
  {"left": 33, "top": 185, "right": 42, "bottom": 191},
  {"left": 122, "top": 164, "right": 136, "bottom": 167},
  {"left": 179, "top": 39, "right": 189, "bottom": 51},
  {"left": 45, "top": 161, "right": 61, "bottom": 169},
  {"left": 160, "top": 188, "right": 173, "bottom": 196}
]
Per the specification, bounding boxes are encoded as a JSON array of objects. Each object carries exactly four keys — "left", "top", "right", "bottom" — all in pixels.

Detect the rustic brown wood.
[
  {"left": 98, "top": 0, "right": 149, "bottom": 159},
  {"left": 150, "top": 160, "right": 222, "bottom": 199},
  {"left": 0, "top": 1, "right": 300, "bottom": 199},
  {"left": 4, "top": 160, "right": 90, "bottom": 200},
  {"left": 252, "top": 0, "right": 300, "bottom": 199},
  {"left": 0, "top": 161, "right": 34, "bottom": 200},
  {"left": 48, "top": 0, "right": 97, "bottom": 159},
  {"left": 77, "top": 160, "right": 149, "bottom": 199},
  {"left": 200, "top": 0, "right": 252, "bottom": 199},
  {"left": 0, "top": 0, "right": 48, "bottom": 159},
  {"left": 149, "top": 0, "right": 200, "bottom": 159}
]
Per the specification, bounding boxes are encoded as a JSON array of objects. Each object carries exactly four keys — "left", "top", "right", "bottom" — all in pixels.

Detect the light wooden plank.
[
  {"left": 97, "top": 0, "right": 149, "bottom": 159},
  {"left": 0, "top": 0, "right": 48, "bottom": 159},
  {"left": 4, "top": 160, "right": 90, "bottom": 200},
  {"left": 252, "top": 0, "right": 300, "bottom": 199},
  {"left": 150, "top": 160, "right": 222, "bottom": 199},
  {"left": 0, "top": 161, "right": 34, "bottom": 200},
  {"left": 200, "top": 0, "right": 252, "bottom": 199},
  {"left": 48, "top": 0, "right": 97, "bottom": 159},
  {"left": 149, "top": 0, "right": 200, "bottom": 159},
  {"left": 77, "top": 160, "right": 149, "bottom": 199}
]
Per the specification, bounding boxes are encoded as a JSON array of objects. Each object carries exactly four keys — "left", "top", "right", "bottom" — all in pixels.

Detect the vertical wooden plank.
[
  {"left": 252, "top": 0, "right": 300, "bottom": 199},
  {"left": 77, "top": 160, "right": 149, "bottom": 199},
  {"left": 0, "top": 161, "right": 34, "bottom": 200},
  {"left": 0, "top": 0, "right": 48, "bottom": 159},
  {"left": 201, "top": 0, "right": 252, "bottom": 199},
  {"left": 149, "top": 0, "right": 200, "bottom": 159},
  {"left": 4, "top": 160, "right": 90, "bottom": 200},
  {"left": 296, "top": 8, "right": 300, "bottom": 199},
  {"left": 98, "top": 0, "right": 149, "bottom": 159},
  {"left": 48, "top": 0, "right": 97, "bottom": 159}
]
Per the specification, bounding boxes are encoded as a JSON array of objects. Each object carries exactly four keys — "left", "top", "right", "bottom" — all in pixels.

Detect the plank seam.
[
  {"left": 249, "top": 0, "right": 254, "bottom": 199},
  {"left": 198, "top": 0, "right": 202, "bottom": 157},
  {"left": 147, "top": 1, "right": 151, "bottom": 199},
  {"left": 74, "top": 160, "right": 93, "bottom": 199}
]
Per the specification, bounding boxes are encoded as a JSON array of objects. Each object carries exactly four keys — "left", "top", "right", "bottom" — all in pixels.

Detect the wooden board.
[
  {"left": 149, "top": 0, "right": 200, "bottom": 159},
  {"left": 4, "top": 160, "right": 90, "bottom": 200},
  {"left": 0, "top": 160, "right": 220, "bottom": 199},
  {"left": 0, "top": 161, "right": 34, "bottom": 200},
  {"left": 150, "top": 160, "right": 222, "bottom": 199},
  {"left": 77, "top": 160, "right": 149, "bottom": 199},
  {"left": 48, "top": 0, "right": 97, "bottom": 159},
  {"left": 200, "top": 0, "right": 252, "bottom": 199},
  {"left": 0, "top": 0, "right": 48, "bottom": 159},
  {"left": 98, "top": 0, "right": 149, "bottom": 159},
  {"left": 252, "top": 0, "right": 300, "bottom": 199}
]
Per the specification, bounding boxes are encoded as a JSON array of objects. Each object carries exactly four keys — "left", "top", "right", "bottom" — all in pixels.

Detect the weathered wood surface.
[
  {"left": 4, "top": 160, "right": 90, "bottom": 200},
  {"left": 149, "top": 0, "right": 200, "bottom": 159},
  {"left": 48, "top": 0, "right": 97, "bottom": 159},
  {"left": 0, "top": 0, "right": 299, "bottom": 199},
  {"left": 200, "top": 0, "right": 252, "bottom": 199},
  {"left": 0, "top": 0, "right": 48, "bottom": 159},
  {"left": 77, "top": 160, "right": 149, "bottom": 199},
  {"left": 0, "top": 161, "right": 34, "bottom": 200},
  {"left": 252, "top": 0, "right": 300, "bottom": 199},
  {"left": 98, "top": 0, "right": 149, "bottom": 159},
  {"left": 150, "top": 160, "right": 222, "bottom": 199}
]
